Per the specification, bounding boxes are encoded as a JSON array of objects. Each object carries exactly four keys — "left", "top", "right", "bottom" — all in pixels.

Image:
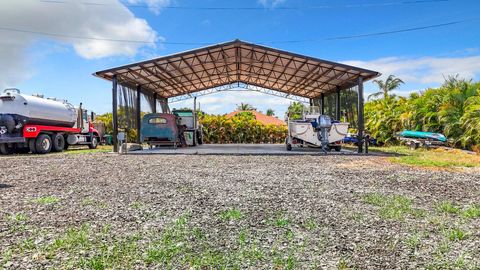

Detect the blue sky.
[{"left": 2, "top": 0, "right": 480, "bottom": 117}]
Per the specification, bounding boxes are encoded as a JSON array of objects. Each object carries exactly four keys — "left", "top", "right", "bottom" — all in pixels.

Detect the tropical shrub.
[
  {"left": 365, "top": 76, "right": 480, "bottom": 150},
  {"left": 287, "top": 102, "right": 305, "bottom": 120},
  {"left": 95, "top": 107, "right": 145, "bottom": 143},
  {"left": 200, "top": 114, "right": 287, "bottom": 144}
]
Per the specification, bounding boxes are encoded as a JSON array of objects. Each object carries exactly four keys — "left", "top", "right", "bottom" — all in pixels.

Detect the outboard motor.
[{"left": 317, "top": 115, "right": 332, "bottom": 153}]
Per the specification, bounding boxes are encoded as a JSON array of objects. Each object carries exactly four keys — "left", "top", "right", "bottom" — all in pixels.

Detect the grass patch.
[
  {"left": 443, "top": 227, "right": 467, "bottom": 241},
  {"left": 5, "top": 212, "right": 28, "bottom": 232},
  {"left": 436, "top": 201, "right": 461, "bottom": 214},
  {"left": 275, "top": 217, "right": 290, "bottom": 227},
  {"left": 436, "top": 201, "right": 480, "bottom": 219},
  {"left": 363, "top": 193, "right": 419, "bottom": 220},
  {"left": 461, "top": 205, "right": 480, "bottom": 219},
  {"left": 82, "top": 197, "right": 95, "bottom": 206},
  {"left": 130, "top": 201, "right": 144, "bottom": 210},
  {"left": 337, "top": 256, "right": 354, "bottom": 270},
  {"left": 32, "top": 196, "right": 60, "bottom": 205},
  {"left": 6, "top": 212, "right": 28, "bottom": 222},
  {"left": 304, "top": 217, "right": 318, "bottom": 231},
  {"left": 82, "top": 197, "right": 108, "bottom": 209},
  {"left": 406, "top": 233, "right": 421, "bottom": 252},
  {"left": 145, "top": 214, "right": 289, "bottom": 268},
  {"left": 219, "top": 208, "right": 242, "bottom": 221},
  {"left": 368, "top": 146, "right": 480, "bottom": 168}
]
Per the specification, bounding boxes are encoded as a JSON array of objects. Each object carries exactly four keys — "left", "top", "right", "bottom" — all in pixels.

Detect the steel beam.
[
  {"left": 112, "top": 75, "right": 118, "bottom": 153},
  {"left": 169, "top": 82, "right": 309, "bottom": 104},
  {"left": 357, "top": 77, "right": 364, "bottom": 154}
]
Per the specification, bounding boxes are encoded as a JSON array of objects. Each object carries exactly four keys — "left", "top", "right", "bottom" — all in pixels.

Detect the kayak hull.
[{"left": 398, "top": 130, "right": 447, "bottom": 142}]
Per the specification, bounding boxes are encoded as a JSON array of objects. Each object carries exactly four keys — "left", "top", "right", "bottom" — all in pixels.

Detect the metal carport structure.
[{"left": 94, "top": 39, "right": 380, "bottom": 153}]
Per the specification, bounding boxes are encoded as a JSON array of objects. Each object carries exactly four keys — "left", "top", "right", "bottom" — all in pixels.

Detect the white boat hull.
[{"left": 289, "top": 122, "right": 349, "bottom": 146}]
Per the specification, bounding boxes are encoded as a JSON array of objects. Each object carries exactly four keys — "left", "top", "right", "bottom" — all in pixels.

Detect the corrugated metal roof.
[{"left": 94, "top": 40, "right": 380, "bottom": 99}]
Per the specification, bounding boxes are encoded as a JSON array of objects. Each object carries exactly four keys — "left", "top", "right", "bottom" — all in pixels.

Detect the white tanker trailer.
[{"left": 0, "top": 88, "right": 100, "bottom": 154}]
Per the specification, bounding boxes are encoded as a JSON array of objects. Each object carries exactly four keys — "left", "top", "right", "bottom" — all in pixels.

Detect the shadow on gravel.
[{"left": 0, "top": 183, "right": 14, "bottom": 189}]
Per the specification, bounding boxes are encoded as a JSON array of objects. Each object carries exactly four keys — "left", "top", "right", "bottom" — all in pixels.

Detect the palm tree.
[
  {"left": 236, "top": 103, "right": 256, "bottom": 111},
  {"left": 287, "top": 102, "right": 305, "bottom": 120},
  {"left": 369, "top": 75, "right": 404, "bottom": 100},
  {"left": 266, "top": 108, "right": 275, "bottom": 116}
]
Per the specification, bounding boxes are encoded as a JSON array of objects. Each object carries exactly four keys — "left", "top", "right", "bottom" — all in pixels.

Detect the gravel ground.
[{"left": 0, "top": 153, "right": 479, "bottom": 269}]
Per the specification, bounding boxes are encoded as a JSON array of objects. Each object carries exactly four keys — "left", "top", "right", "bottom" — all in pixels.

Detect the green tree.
[
  {"left": 234, "top": 111, "right": 256, "bottom": 120},
  {"left": 364, "top": 76, "right": 480, "bottom": 150},
  {"left": 287, "top": 102, "right": 305, "bottom": 120},
  {"left": 236, "top": 103, "right": 256, "bottom": 111},
  {"left": 266, "top": 108, "right": 275, "bottom": 116},
  {"left": 369, "top": 75, "right": 404, "bottom": 100}
]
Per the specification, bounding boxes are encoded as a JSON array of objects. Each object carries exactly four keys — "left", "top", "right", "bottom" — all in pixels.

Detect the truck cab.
[{"left": 173, "top": 109, "right": 203, "bottom": 146}]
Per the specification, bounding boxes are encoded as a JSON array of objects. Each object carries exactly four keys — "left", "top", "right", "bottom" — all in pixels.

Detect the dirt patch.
[{"left": 1, "top": 153, "right": 479, "bottom": 269}]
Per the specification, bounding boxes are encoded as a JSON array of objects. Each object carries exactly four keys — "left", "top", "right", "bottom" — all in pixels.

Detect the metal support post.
[
  {"left": 136, "top": 85, "right": 142, "bottom": 144},
  {"left": 357, "top": 77, "right": 364, "bottom": 154},
  {"left": 112, "top": 75, "right": 118, "bottom": 152},
  {"left": 335, "top": 87, "right": 341, "bottom": 121},
  {"left": 193, "top": 96, "right": 197, "bottom": 130},
  {"left": 159, "top": 97, "right": 170, "bottom": 113},
  {"left": 320, "top": 93, "right": 325, "bottom": 115},
  {"left": 153, "top": 93, "right": 157, "bottom": 113}
]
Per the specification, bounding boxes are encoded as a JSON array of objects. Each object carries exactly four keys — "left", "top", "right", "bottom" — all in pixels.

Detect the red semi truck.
[{"left": 0, "top": 88, "right": 100, "bottom": 154}]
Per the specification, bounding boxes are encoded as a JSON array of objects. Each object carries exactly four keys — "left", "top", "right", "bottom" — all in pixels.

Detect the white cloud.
[
  {"left": 257, "top": 0, "right": 287, "bottom": 8},
  {"left": 342, "top": 55, "right": 480, "bottom": 85},
  {"left": 0, "top": 0, "right": 159, "bottom": 88},
  {"left": 127, "top": 0, "right": 171, "bottom": 14}
]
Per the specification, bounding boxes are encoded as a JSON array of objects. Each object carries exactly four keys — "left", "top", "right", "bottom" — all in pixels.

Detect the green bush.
[
  {"left": 200, "top": 114, "right": 287, "bottom": 144},
  {"left": 365, "top": 77, "right": 480, "bottom": 150}
]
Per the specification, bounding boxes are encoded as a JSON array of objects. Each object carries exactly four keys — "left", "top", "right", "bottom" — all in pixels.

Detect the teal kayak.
[{"left": 398, "top": 130, "right": 447, "bottom": 142}]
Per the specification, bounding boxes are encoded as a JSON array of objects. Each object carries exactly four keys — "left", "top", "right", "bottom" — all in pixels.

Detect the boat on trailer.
[
  {"left": 286, "top": 106, "right": 349, "bottom": 153},
  {"left": 397, "top": 130, "right": 447, "bottom": 149}
]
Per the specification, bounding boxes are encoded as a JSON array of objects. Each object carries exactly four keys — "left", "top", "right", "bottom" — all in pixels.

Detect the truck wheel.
[
  {"left": 52, "top": 133, "right": 65, "bottom": 152},
  {"left": 286, "top": 143, "right": 292, "bottom": 151},
  {"left": 192, "top": 132, "right": 197, "bottom": 147},
  {"left": 197, "top": 131, "right": 203, "bottom": 145},
  {"left": 0, "top": 144, "right": 14, "bottom": 155},
  {"left": 35, "top": 134, "right": 52, "bottom": 154},
  {"left": 28, "top": 139, "right": 37, "bottom": 154},
  {"left": 88, "top": 137, "right": 98, "bottom": 149},
  {"left": 334, "top": 145, "right": 342, "bottom": 152}
]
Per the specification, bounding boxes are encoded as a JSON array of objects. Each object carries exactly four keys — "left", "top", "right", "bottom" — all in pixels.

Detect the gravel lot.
[{"left": 1, "top": 153, "right": 479, "bottom": 269}]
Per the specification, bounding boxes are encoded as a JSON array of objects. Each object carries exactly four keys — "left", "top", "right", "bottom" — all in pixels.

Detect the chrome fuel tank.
[{"left": 0, "top": 89, "right": 77, "bottom": 127}]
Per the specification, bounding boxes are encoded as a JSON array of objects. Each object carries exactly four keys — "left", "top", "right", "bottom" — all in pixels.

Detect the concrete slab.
[{"left": 126, "top": 144, "right": 360, "bottom": 156}]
